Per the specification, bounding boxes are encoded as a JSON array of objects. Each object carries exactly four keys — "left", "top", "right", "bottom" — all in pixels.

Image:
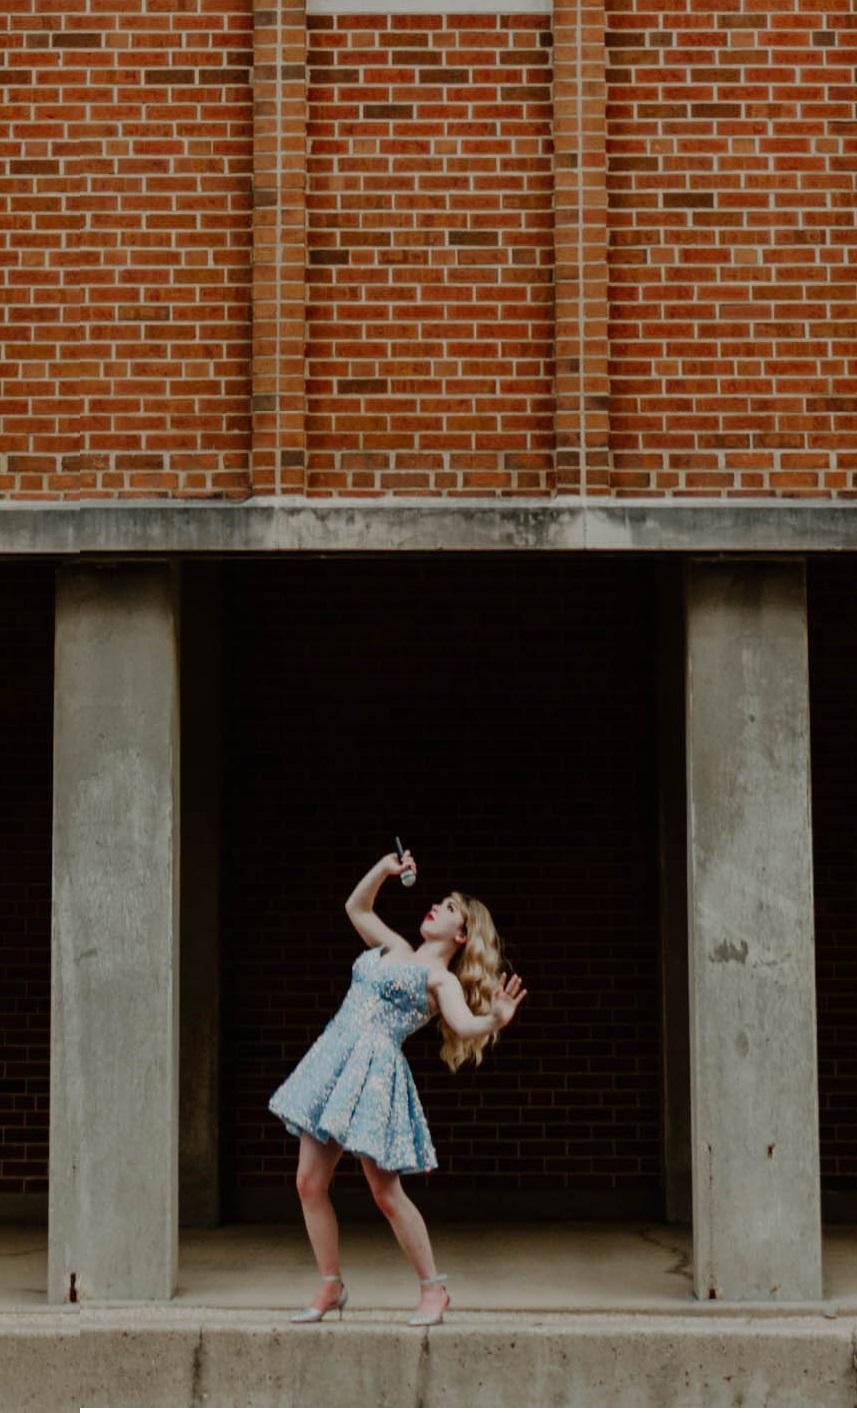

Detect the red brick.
[
  {"left": 1, "top": 0, "right": 854, "bottom": 501},
  {"left": 602, "top": 0, "right": 854, "bottom": 496},
  {"left": 304, "top": 13, "right": 554, "bottom": 495}
]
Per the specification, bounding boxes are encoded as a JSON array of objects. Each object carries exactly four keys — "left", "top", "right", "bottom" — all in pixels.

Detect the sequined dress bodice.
[
  {"left": 337, "top": 948, "right": 434, "bottom": 1045},
  {"left": 268, "top": 947, "right": 438, "bottom": 1174}
]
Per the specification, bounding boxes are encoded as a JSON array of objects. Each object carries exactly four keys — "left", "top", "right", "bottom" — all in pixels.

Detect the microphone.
[{"left": 395, "top": 836, "right": 416, "bottom": 887}]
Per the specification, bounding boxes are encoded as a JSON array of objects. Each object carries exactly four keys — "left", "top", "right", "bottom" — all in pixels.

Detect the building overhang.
[{"left": 1, "top": 498, "right": 855, "bottom": 557}]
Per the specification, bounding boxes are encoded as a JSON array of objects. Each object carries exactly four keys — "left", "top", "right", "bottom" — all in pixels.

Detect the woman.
[{"left": 268, "top": 848, "right": 527, "bottom": 1326}]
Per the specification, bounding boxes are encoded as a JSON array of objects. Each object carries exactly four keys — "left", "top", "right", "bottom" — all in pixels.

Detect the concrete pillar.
[
  {"left": 179, "top": 563, "right": 223, "bottom": 1226},
  {"left": 656, "top": 561, "right": 691, "bottom": 1225},
  {"left": 684, "top": 558, "right": 822, "bottom": 1302},
  {"left": 48, "top": 562, "right": 180, "bottom": 1303}
]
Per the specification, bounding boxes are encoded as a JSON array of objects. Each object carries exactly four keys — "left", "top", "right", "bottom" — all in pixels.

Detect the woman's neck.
[{"left": 415, "top": 940, "right": 459, "bottom": 970}]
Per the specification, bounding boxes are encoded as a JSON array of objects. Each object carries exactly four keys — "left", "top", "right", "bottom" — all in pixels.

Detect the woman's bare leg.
[
  {"left": 359, "top": 1156, "right": 449, "bottom": 1316},
  {"left": 295, "top": 1131, "right": 345, "bottom": 1310}
]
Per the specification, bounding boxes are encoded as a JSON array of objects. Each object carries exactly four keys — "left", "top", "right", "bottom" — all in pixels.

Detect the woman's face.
[{"left": 420, "top": 895, "right": 467, "bottom": 948}]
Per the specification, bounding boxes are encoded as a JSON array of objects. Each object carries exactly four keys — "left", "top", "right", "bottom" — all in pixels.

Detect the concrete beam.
[
  {"left": 684, "top": 559, "right": 822, "bottom": 1302},
  {"left": 48, "top": 563, "right": 181, "bottom": 1302},
  {"left": 0, "top": 499, "right": 854, "bottom": 556}
]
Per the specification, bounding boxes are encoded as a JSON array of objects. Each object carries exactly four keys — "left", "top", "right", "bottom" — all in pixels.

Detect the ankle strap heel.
[
  {"left": 290, "top": 1273, "right": 347, "bottom": 1324},
  {"left": 409, "top": 1273, "right": 450, "bottom": 1326}
]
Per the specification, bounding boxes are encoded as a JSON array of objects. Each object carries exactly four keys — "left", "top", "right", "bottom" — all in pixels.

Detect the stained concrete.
[
  {"left": 48, "top": 563, "right": 181, "bottom": 1303},
  {"left": 6, "top": 1219, "right": 857, "bottom": 1312},
  {"left": 684, "top": 560, "right": 822, "bottom": 1302},
  {"left": 0, "top": 498, "right": 855, "bottom": 555},
  {"left": 73, "top": 1312, "right": 857, "bottom": 1410}
]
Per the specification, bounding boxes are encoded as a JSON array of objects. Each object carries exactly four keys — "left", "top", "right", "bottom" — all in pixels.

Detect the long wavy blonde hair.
[{"left": 437, "top": 891, "right": 510, "bottom": 1073}]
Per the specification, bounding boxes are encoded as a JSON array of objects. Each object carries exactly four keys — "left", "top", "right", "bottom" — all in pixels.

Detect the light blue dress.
[{"left": 268, "top": 946, "right": 438, "bottom": 1174}]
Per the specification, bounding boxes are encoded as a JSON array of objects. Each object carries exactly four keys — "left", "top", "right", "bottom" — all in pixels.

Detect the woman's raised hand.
[
  {"left": 382, "top": 849, "right": 418, "bottom": 880},
  {"left": 489, "top": 972, "right": 527, "bottom": 1030}
]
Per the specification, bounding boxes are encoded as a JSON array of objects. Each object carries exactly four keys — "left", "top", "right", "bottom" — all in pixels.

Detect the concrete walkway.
[{"left": 2, "top": 1219, "right": 855, "bottom": 1312}]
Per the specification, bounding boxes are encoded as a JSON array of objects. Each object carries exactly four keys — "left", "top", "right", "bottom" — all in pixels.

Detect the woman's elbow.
[{"left": 443, "top": 1015, "right": 477, "bottom": 1040}]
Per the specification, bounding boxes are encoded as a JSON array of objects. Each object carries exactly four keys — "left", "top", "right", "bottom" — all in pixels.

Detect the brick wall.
[
  {"left": 304, "top": 13, "right": 555, "bottom": 495},
  {"left": 0, "top": 565, "right": 53, "bottom": 1198},
  {"left": 605, "top": 0, "right": 857, "bottom": 496},
  {"left": 222, "top": 556, "right": 663, "bottom": 1210},
  {"left": 0, "top": 12, "right": 80, "bottom": 499},
  {"left": 3, "top": 0, "right": 854, "bottom": 499},
  {"left": 0, "top": 0, "right": 254, "bottom": 499},
  {"left": 808, "top": 557, "right": 857, "bottom": 1197}
]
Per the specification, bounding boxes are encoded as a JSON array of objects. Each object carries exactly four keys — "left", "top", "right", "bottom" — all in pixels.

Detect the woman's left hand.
[{"left": 489, "top": 973, "right": 527, "bottom": 1030}]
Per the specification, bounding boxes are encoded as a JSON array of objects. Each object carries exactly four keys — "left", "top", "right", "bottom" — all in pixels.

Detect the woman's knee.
[
  {"left": 296, "top": 1167, "right": 331, "bottom": 1203},
  {"left": 295, "top": 1133, "right": 342, "bottom": 1202},
  {"left": 366, "top": 1171, "right": 403, "bottom": 1215}
]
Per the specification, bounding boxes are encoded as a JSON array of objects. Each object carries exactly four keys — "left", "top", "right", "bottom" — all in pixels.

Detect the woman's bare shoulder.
[
  {"left": 429, "top": 966, "right": 464, "bottom": 997},
  {"left": 379, "top": 940, "right": 417, "bottom": 962}
]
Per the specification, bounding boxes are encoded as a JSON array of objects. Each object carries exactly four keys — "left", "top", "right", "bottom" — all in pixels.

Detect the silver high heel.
[
  {"left": 408, "top": 1272, "right": 450, "bottom": 1326},
  {"left": 289, "top": 1273, "right": 348, "bottom": 1323}
]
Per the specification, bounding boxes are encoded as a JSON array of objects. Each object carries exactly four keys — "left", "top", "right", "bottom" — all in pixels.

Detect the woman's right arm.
[
  {"left": 345, "top": 854, "right": 415, "bottom": 951},
  {"left": 344, "top": 857, "right": 393, "bottom": 914}
]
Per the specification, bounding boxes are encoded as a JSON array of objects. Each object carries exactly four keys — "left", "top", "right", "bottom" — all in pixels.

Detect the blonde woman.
[{"left": 268, "top": 848, "right": 527, "bottom": 1326}]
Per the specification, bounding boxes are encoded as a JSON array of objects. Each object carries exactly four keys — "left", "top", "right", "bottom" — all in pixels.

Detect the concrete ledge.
[
  {"left": 4, "top": 1309, "right": 854, "bottom": 1411},
  {"left": 0, "top": 498, "right": 855, "bottom": 556},
  {"left": 0, "top": 1312, "right": 79, "bottom": 1413}
]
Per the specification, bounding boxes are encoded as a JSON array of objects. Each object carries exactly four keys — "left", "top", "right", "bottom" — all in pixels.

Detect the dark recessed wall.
[
  {"left": 2, "top": 553, "right": 851, "bottom": 1223},
  {"left": 808, "top": 555, "right": 857, "bottom": 1212},
  {"left": 220, "top": 555, "right": 663, "bottom": 1219},
  {"left": 0, "top": 564, "right": 54, "bottom": 1207}
]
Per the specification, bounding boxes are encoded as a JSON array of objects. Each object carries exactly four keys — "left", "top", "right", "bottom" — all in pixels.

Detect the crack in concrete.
[
  {"left": 637, "top": 1226, "right": 694, "bottom": 1283},
  {"left": 190, "top": 1326, "right": 204, "bottom": 1407},
  {"left": 414, "top": 1327, "right": 430, "bottom": 1407}
]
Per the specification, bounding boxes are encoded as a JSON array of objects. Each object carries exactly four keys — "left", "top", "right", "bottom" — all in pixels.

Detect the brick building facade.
[
  {"left": 0, "top": 0, "right": 855, "bottom": 1343},
  {"left": 2, "top": 0, "right": 854, "bottom": 497}
]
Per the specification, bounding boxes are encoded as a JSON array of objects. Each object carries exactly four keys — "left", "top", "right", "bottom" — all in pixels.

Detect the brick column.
[
  {"left": 553, "top": 0, "right": 609, "bottom": 494},
  {"left": 252, "top": 0, "right": 307, "bottom": 493}
]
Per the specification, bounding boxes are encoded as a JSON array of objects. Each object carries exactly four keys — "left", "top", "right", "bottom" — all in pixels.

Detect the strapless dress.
[{"left": 268, "top": 946, "right": 438, "bottom": 1174}]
